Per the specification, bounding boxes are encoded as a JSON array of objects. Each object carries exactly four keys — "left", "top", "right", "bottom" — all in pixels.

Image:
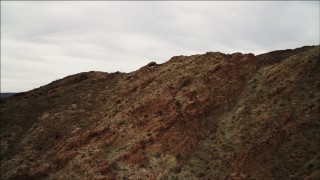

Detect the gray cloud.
[{"left": 1, "top": 1, "right": 319, "bottom": 92}]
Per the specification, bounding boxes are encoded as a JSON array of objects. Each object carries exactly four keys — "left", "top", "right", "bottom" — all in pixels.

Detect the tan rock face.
[{"left": 1, "top": 45, "right": 319, "bottom": 179}]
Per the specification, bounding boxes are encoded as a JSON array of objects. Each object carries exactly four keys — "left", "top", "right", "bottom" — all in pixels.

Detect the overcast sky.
[{"left": 1, "top": 1, "right": 319, "bottom": 92}]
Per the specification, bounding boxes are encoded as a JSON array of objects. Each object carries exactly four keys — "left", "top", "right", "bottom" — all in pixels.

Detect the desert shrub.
[
  {"left": 147, "top": 61, "right": 157, "bottom": 67},
  {"left": 167, "top": 174, "right": 179, "bottom": 180},
  {"left": 175, "top": 153, "right": 183, "bottom": 161},
  {"left": 110, "top": 161, "right": 119, "bottom": 171},
  {"left": 222, "top": 143, "right": 234, "bottom": 152},
  {"left": 197, "top": 172, "right": 206, "bottom": 178},
  {"left": 118, "top": 120, "right": 125, "bottom": 126},
  {"left": 307, "top": 163, "right": 314, "bottom": 170},
  {"left": 156, "top": 110, "right": 163, "bottom": 116},
  {"left": 171, "top": 166, "right": 182, "bottom": 174},
  {"left": 178, "top": 77, "right": 193, "bottom": 91},
  {"left": 155, "top": 152, "right": 161, "bottom": 158}
]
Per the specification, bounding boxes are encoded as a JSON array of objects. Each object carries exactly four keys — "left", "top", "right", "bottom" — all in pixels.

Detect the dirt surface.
[{"left": 1, "top": 45, "right": 319, "bottom": 179}]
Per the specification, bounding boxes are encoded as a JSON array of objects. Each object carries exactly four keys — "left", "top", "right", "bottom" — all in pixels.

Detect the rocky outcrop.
[{"left": 1, "top": 45, "right": 319, "bottom": 179}]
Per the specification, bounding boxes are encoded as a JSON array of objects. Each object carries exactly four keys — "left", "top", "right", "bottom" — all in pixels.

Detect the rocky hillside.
[{"left": 1, "top": 45, "right": 319, "bottom": 179}]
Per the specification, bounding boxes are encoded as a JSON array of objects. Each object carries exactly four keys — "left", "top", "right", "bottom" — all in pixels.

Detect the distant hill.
[
  {"left": 0, "top": 45, "right": 319, "bottom": 179},
  {"left": 0, "top": 93, "right": 15, "bottom": 99}
]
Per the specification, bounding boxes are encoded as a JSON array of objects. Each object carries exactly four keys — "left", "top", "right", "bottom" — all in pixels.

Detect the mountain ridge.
[
  {"left": 0, "top": 93, "right": 15, "bottom": 99},
  {"left": 1, "top": 45, "right": 319, "bottom": 179}
]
